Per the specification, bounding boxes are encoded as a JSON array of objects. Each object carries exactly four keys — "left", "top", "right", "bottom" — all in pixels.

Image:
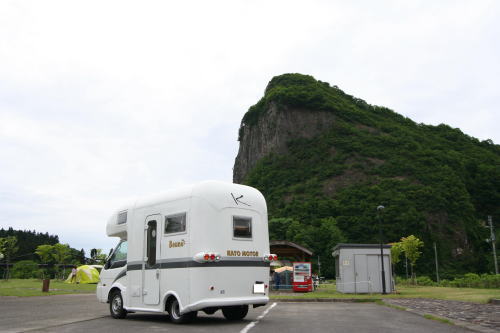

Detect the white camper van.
[{"left": 96, "top": 181, "right": 276, "bottom": 323}]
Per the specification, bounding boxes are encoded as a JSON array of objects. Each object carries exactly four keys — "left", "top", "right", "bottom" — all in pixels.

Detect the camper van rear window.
[
  {"left": 165, "top": 213, "right": 186, "bottom": 234},
  {"left": 233, "top": 216, "right": 252, "bottom": 239},
  {"left": 117, "top": 211, "right": 127, "bottom": 224}
]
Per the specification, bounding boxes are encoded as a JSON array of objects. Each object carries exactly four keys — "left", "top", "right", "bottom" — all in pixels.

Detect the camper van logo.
[
  {"left": 231, "top": 193, "right": 250, "bottom": 207},
  {"left": 226, "top": 250, "right": 259, "bottom": 257},
  {"left": 169, "top": 239, "right": 185, "bottom": 248}
]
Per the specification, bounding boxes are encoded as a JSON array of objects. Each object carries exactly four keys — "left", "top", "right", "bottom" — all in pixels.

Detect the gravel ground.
[{"left": 383, "top": 298, "right": 500, "bottom": 333}]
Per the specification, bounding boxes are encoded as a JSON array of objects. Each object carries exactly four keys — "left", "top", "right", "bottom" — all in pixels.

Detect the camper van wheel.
[
  {"left": 168, "top": 298, "right": 197, "bottom": 324},
  {"left": 109, "top": 290, "right": 127, "bottom": 319},
  {"left": 221, "top": 305, "right": 249, "bottom": 321}
]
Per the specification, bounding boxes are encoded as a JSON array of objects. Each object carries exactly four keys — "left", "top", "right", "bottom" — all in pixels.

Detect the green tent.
[{"left": 65, "top": 265, "right": 100, "bottom": 284}]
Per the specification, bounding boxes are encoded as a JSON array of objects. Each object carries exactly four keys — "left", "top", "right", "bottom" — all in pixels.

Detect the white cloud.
[{"left": 0, "top": 0, "right": 499, "bottom": 253}]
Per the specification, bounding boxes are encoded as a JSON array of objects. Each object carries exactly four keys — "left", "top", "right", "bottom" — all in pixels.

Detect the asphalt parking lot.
[{"left": 0, "top": 294, "right": 470, "bottom": 333}]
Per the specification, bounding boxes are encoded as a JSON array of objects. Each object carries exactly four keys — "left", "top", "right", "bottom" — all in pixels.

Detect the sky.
[{"left": 1, "top": 1, "right": 499, "bottom": 256}]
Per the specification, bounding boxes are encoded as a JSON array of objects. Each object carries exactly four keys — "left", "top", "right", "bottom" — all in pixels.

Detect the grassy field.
[
  {"left": 270, "top": 283, "right": 500, "bottom": 304},
  {"left": 2, "top": 279, "right": 499, "bottom": 303},
  {"left": 0, "top": 279, "right": 97, "bottom": 297}
]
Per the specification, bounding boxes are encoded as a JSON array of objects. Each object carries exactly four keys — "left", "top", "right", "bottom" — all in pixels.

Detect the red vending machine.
[{"left": 292, "top": 262, "right": 313, "bottom": 292}]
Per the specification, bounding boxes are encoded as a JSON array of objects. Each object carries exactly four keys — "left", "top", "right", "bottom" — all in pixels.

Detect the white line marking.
[{"left": 240, "top": 302, "right": 277, "bottom": 333}]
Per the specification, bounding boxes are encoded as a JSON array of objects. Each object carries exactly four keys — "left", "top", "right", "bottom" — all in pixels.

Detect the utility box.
[{"left": 332, "top": 244, "right": 393, "bottom": 294}]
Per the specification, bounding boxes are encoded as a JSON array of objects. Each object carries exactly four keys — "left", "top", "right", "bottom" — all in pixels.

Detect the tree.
[
  {"left": 35, "top": 244, "right": 55, "bottom": 278},
  {"left": 389, "top": 241, "right": 403, "bottom": 285},
  {"left": 35, "top": 244, "right": 54, "bottom": 263},
  {"left": 0, "top": 236, "right": 19, "bottom": 279},
  {"left": 400, "top": 235, "right": 424, "bottom": 283},
  {"left": 53, "top": 243, "right": 71, "bottom": 279},
  {"left": 89, "top": 248, "right": 107, "bottom": 264},
  {"left": 78, "top": 249, "right": 86, "bottom": 264},
  {"left": 390, "top": 242, "right": 403, "bottom": 266}
]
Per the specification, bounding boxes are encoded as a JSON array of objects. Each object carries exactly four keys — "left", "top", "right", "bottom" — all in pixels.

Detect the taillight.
[
  {"left": 263, "top": 254, "right": 278, "bottom": 262},
  {"left": 194, "top": 252, "right": 221, "bottom": 263}
]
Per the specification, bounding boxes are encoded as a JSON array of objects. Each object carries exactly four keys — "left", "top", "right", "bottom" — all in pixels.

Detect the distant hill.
[{"left": 234, "top": 73, "right": 500, "bottom": 278}]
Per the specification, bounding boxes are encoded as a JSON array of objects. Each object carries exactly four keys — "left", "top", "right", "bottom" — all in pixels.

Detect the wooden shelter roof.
[{"left": 270, "top": 240, "right": 313, "bottom": 261}]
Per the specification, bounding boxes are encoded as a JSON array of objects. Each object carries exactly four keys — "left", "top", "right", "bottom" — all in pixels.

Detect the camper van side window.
[
  {"left": 165, "top": 213, "right": 186, "bottom": 234},
  {"left": 233, "top": 216, "right": 252, "bottom": 239}
]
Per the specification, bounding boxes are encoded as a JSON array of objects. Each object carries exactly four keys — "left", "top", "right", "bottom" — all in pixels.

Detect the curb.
[{"left": 272, "top": 298, "right": 379, "bottom": 303}]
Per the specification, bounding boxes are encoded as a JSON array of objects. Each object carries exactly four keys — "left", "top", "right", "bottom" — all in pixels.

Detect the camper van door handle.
[{"left": 156, "top": 269, "right": 160, "bottom": 279}]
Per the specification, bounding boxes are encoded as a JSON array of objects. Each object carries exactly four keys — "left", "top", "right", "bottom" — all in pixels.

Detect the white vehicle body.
[{"left": 97, "top": 181, "right": 271, "bottom": 317}]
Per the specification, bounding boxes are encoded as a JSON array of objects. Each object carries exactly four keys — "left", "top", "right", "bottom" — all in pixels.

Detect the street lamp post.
[
  {"left": 377, "top": 205, "right": 387, "bottom": 294},
  {"left": 487, "top": 216, "right": 498, "bottom": 275}
]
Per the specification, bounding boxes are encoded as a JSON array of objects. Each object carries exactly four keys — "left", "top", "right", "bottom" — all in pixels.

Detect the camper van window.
[
  {"left": 233, "top": 216, "right": 252, "bottom": 239},
  {"left": 107, "top": 241, "right": 127, "bottom": 269},
  {"left": 147, "top": 221, "right": 157, "bottom": 266},
  {"left": 165, "top": 213, "right": 186, "bottom": 234},
  {"left": 114, "top": 241, "right": 127, "bottom": 261},
  {"left": 117, "top": 211, "right": 127, "bottom": 224}
]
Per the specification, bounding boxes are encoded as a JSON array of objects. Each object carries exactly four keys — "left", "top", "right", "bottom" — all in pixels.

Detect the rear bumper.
[{"left": 182, "top": 296, "right": 269, "bottom": 314}]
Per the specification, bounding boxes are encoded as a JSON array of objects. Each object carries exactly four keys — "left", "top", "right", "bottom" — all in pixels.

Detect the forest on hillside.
[{"left": 238, "top": 74, "right": 500, "bottom": 278}]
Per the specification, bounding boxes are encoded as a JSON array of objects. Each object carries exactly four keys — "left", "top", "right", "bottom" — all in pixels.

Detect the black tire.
[
  {"left": 168, "top": 298, "right": 197, "bottom": 324},
  {"left": 222, "top": 305, "right": 249, "bottom": 321},
  {"left": 109, "top": 290, "right": 127, "bottom": 319}
]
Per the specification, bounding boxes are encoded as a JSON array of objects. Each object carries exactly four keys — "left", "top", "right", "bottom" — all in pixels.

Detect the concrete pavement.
[
  {"left": 0, "top": 295, "right": 471, "bottom": 333},
  {"left": 0, "top": 294, "right": 107, "bottom": 333}
]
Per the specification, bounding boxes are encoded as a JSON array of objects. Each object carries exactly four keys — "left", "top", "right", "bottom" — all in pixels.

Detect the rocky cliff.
[{"left": 234, "top": 103, "right": 335, "bottom": 183}]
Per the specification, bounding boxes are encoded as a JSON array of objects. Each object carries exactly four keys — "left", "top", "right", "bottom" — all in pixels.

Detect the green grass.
[
  {"left": 423, "top": 314, "right": 454, "bottom": 325},
  {"left": 270, "top": 283, "right": 500, "bottom": 304},
  {"left": 0, "top": 279, "right": 97, "bottom": 297}
]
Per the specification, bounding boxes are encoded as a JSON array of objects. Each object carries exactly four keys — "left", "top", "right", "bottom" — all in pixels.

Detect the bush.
[
  {"left": 416, "top": 276, "right": 436, "bottom": 286},
  {"left": 447, "top": 273, "right": 500, "bottom": 288},
  {"left": 395, "top": 273, "right": 500, "bottom": 288},
  {"left": 11, "top": 260, "right": 43, "bottom": 279}
]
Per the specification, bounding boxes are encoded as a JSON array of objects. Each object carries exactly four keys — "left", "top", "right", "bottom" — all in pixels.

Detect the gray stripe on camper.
[
  {"left": 158, "top": 257, "right": 193, "bottom": 263},
  {"left": 112, "top": 268, "right": 127, "bottom": 283},
  {"left": 126, "top": 259, "right": 269, "bottom": 271},
  {"left": 127, "top": 263, "right": 143, "bottom": 271},
  {"left": 160, "top": 260, "right": 269, "bottom": 269}
]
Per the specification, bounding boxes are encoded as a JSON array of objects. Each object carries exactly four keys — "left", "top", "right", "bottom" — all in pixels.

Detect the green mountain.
[{"left": 234, "top": 73, "right": 500, "bottom": 278}]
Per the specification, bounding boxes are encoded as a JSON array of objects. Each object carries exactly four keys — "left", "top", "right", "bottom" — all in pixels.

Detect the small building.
[
  {"left": 332, "top": 244, "right": 393, "bottom": 294},
  {"left": 270, "top": 241, "right": 313, "bottom": 290}
]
